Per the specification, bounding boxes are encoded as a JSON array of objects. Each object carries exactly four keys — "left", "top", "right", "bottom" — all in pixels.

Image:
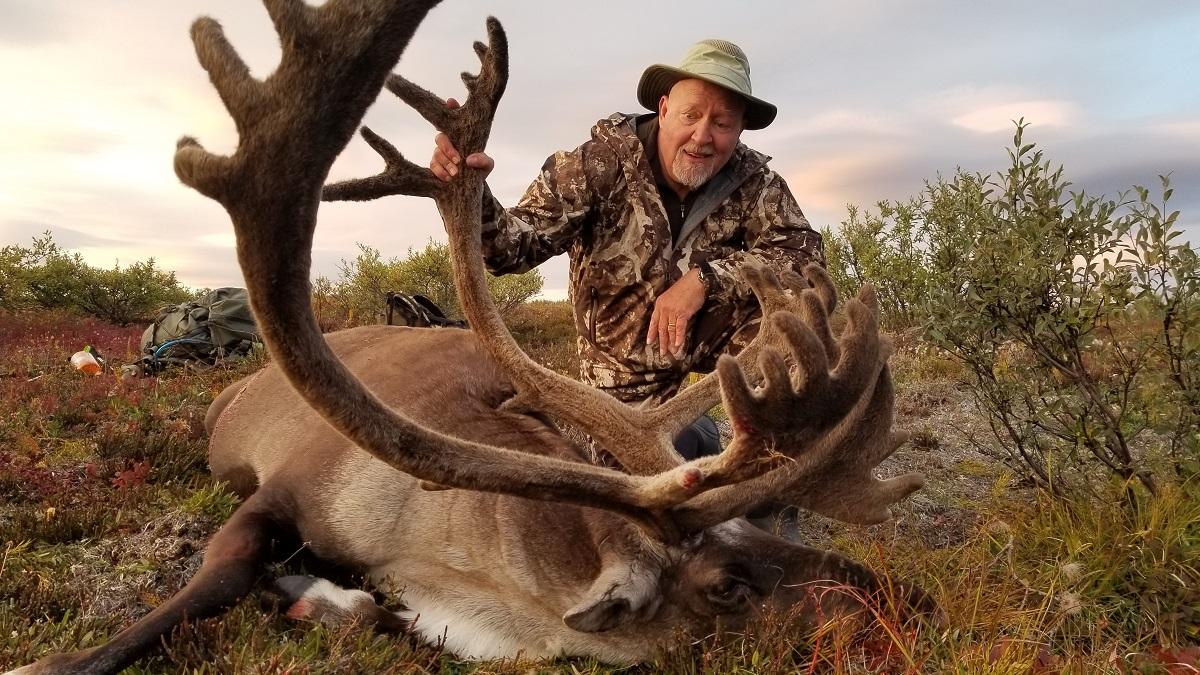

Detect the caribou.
[{"left": 8, "top": 1, "right": 934, "bottom": 672}]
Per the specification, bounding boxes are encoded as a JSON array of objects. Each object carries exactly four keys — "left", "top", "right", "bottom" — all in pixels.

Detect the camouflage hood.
[{"left": 481, "top": 113, "right": 823, "bottom": 404}]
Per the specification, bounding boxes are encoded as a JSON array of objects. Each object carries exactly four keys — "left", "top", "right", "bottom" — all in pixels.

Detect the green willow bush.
[
  {"left": 312, "top": 239, "right": 543, "bottom": 329},
  {"left": 0, "top": 232, "right": 192, "bottom": 325},
  {"left": 822, "top": 198, "right": 932, "bottom": 331},
  {"left": 826, "top": 123, "right": 1199, "bottom": 499}
]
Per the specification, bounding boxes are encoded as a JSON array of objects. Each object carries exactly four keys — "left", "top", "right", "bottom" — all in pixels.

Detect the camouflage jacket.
[{"left": 481, "top": 113, "right": 823, "bottom": 404}]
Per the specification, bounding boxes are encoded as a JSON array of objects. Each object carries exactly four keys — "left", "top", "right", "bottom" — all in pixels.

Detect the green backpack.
[{"left": 136, "top": 287, "right": 261, "bottom": 373}]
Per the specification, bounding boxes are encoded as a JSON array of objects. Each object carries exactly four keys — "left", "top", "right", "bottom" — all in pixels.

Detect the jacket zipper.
[{"left": 588, "top": 287, "right": 598, "bottom": 344}]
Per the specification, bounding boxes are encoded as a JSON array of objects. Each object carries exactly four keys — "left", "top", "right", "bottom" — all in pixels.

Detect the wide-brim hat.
[{"left": 637, "top": 39, "right": 777, "bottom": 131}]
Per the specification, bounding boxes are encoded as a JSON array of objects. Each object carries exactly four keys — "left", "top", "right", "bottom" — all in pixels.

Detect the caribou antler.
[
  {"left": 673, "top": 285, "right": 924, "bottom": 531},
  {"left": 321, "top": 11, "right": 918, "bottom": 520},
  {"left": 177, "top": 0, "right": 920, "bottom": 544},
  {"left": 322, "top": 33, "right": 899, "bottom": 492},
  {"left": 174, "top": 1, "right": 882, "bottom": 544},
  {"left": 173, "top": 2, "right": 738, "bottom": 542},
  {"left": 320, "top": 5, "right": 923, "bottom": 532}
]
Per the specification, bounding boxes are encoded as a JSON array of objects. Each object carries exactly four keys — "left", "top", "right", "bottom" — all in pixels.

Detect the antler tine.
[
  {"left": 805, "top": 263, "right": 839, "bottom": 313},
  {"left": 795, "top": 285, "right": 840, "bottom": 364},
  {"left": 174, "top": 136, "right": 235, "bottom": 204},
  {"left": 757, "top": 346, "right": 795, "bottom": 399},
  {"left": 177, "top": 18, "right": 263, "bottom": 204},
  {"left": 821, "top": 299, "right": 884, "bottom": 414},
  {"left": 190, "top": 18, "right": 266, "bottom": 141},
  {"left": 464, "top": 18, "right": 509, "bottom": 108},
  {"left": 648, "top": 263, "right": 841, "bottom": 440},
  {"left": 856, "top": 280, "right": 879, "bottom": 313},
  {"left": 386, "top": 15, "right": 508, "bottom": 158},
  {"left": 384, "top": 75, "right": 457, "bottom": 140},
  {"left": 322, "top": 126, "right": 442, "bottom": 201},
  {"left": 670, "top": 361, "right": 911, "bottom": 531},
  {"left": 262, "top": 0, "right": 315, "bottom": 43}
]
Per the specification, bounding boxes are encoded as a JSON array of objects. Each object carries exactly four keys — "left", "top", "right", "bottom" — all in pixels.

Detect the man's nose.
[{"left": 690, "top": 120, "right": 713, "bottom": 145}]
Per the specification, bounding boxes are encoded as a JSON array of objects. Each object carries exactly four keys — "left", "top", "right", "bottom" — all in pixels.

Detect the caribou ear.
[
  {"left": 564, "top": 596, "right": 634, "bottom": 632},
  {"left": 562, "top": 561, "right": 663, "bottom": 633}
]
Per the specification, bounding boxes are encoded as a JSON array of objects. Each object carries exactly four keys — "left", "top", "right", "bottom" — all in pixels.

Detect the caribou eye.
[{"left": 706, "top": 577, "right": 752, "bottom": 612}]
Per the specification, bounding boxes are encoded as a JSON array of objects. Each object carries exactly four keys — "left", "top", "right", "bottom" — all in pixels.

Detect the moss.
[{"left": 180, "top": 482, "right": 241, "bottom": 523}]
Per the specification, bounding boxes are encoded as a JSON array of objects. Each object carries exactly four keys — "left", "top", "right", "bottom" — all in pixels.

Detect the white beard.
[{"left": 671, "top": 145, "right": 717, "bottom": 188}]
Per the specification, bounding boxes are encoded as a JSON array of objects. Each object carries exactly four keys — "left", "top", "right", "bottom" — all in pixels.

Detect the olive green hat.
[{"left": 637, "top": 39, "right": 777, "bottom": 130}]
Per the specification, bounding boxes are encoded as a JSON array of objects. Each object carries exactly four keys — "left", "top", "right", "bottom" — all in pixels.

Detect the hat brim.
[{"left": 637, "top": 64, "right": 777, "bottom": 131}]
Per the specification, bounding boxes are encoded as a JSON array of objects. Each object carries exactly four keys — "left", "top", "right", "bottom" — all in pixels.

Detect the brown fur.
[
  {"left": 8, "top": 2, "right": 933, "bottom": 672},
  {"left": 198, "top": 325, "right": 930, "bottom": 662}
]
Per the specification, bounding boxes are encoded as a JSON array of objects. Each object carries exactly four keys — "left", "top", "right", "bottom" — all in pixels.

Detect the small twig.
[
  {"left": 0, "top": 541, "right": 13, "bottom": 578},
  {"left": 279, "top": 541, "right": 311, "bottom": 566}
]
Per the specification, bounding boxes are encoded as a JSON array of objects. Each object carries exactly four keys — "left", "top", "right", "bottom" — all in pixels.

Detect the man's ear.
[
  {"left": 562, "top": 561, "right": 663, "bottom": 633},
  {"left": 658, "top": 94, "right": 670, "bottom": 118}
]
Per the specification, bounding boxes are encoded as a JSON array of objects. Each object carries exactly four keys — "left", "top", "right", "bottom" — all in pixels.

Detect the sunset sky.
[{"left": 2, "top": 0, "right": 1198, "bottom": 299}]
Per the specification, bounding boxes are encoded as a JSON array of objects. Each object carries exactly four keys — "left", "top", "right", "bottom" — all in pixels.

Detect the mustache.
[{"left": 680, "top": 144, "right": 715, "bottom": 158}]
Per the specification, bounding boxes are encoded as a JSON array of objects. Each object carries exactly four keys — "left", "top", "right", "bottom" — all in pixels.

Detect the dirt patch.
[
  {"left": 737, "top": 375, "right": 1017, "bottom": 551},
  {"left": 64, "top": 511, "right": 214, "bottom": 623}
]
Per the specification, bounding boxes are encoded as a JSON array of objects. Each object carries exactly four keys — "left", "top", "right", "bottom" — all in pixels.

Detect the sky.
[{"left": 2, "top": 1, "right": 1198, "bottom": 300}]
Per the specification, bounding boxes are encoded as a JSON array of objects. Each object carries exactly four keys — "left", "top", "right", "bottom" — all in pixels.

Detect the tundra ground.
[{"left": 1, "top": 309, "right": 1196, "bottom": 673}]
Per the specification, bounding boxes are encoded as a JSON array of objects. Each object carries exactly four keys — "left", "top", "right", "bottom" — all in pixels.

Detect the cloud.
[
  {"left": 0, "top": 222, "right": 117, "bottom": 249},
  {"left": 763, "top": 109, "right": 907, "bottom": 144},
  {"left": 919, "top": 84, "right": 1079, "bottom": 132},
  {"left": 196, "top": 232, "right": 236, "bottom": 248},
  {"left": 952, "top": 100, "right": 1077, "bottom": 134},
  {"left": 1, "top": 0, "right": 1195, "bottom": 303},
  {"left": 1150, "top": 118, "right": 1200, "bottom": 142},
  {"left": 781, "top": 149, "right": 906, "bottom": 215},
  {"left": 0, "top": 1, "right": 59, "bottom": 46}
]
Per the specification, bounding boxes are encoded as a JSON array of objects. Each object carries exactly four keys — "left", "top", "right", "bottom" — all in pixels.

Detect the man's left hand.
[{"left": 648, "top": 268, "right": 707, "bottom": 358}]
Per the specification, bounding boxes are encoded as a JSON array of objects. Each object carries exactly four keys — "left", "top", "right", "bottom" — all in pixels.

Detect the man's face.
[{"left": 657, "top": 78, "right": 746, "bottom": 194}]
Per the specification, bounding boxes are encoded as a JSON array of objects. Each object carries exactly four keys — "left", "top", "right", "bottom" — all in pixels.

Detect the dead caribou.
[{"left": 9, "top": 1, "right": 933, "bottom": 672}]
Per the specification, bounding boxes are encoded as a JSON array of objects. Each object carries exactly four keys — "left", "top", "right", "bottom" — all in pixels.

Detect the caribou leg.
[
  {"left": 276, "top": 576, "right": 410, "bottom": 632},
  {"left": 10, "top": 490, "right": 292, "bottom": 675}
]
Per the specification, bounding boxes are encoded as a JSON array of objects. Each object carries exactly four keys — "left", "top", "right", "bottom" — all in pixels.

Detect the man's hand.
[
  {"left": 430, "top": 98, "right": 495, "bottom": 182},
  {"left": 647, "top": 268, "right": 707, "bottom": 357}
]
